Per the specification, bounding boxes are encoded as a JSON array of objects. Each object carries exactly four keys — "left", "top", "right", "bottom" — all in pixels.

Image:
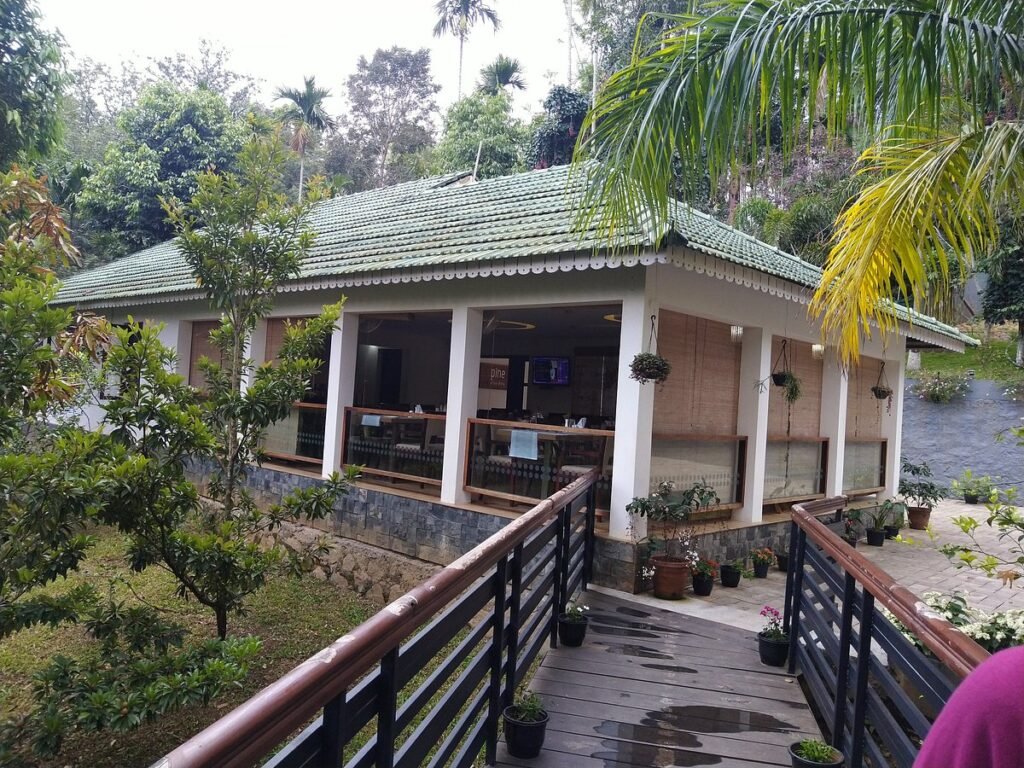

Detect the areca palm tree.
[
  {"left": 274, "top": 76, "right": 337, "bottom": 201},
  {"left": 433, "top": 0, "right": 501, "bottom": 98},
  {"left": 575, "top": 0, "right": 1024, "bottom": 363},
  {"left": 478, "top": 54, "right": 526, "bottom": 95}
]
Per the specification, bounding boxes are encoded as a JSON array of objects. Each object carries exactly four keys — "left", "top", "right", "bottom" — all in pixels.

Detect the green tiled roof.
[{"left": 56, "top": 165, "right": 974, "bottom": 348}]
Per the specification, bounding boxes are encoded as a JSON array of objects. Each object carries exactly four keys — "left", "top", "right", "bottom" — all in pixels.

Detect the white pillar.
[
  {"left": 882, "top": 350, "right": 907, "bottom": 497},
  {"left": 735, "top": 327, "right": 772, "bottom": 523},
  {"left": 820, "top": 349, "right": 849, "bottom": 497},
  {"left": 241, "top": 319, "right": 267, "bottom": 395},
  {"left": 441, "top": 306, "right": 483, "bottom": 504},
  {"left": 160, "top": 320, "right": 191, "bottom": 378},
  {"left": 322, "top": 312, "right": 359, "bottom": 478},
  {"left": 609, "top": 288, "right": 657, "bottom": 540}
]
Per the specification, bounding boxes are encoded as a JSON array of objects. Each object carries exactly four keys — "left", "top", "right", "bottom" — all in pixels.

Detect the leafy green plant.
[
  {"left": 506, "top": 691, "right": 546, "bottom": 722},
  {"left": 627, "top": 480, "right": 718, "bottom": 564},
  {"left": 629, "top": 352, "right": 671, "bottom": 384},
  {"left": 795, "top": 739, "right": 840, "bottom": 763},
  {"left": 943, "top": 488, "right": 1024, "bottom": 585},
  {"left": 909, "top": 372, "right": 970, "bottom": 403},
  {"left": 881, "top": 498, "right": 905, "bottom": 528},
  {"left": 561, "top": 602, "right": 589, "bottom": 623},
  {"left": 952, "top": 470, "right": 997, "bottom": 501},
  {"left": 899, "top": 458, "right": 946, "bottom": 510},
  {"left": 692, "top": 558, "right": 719, "bottom": 579}
]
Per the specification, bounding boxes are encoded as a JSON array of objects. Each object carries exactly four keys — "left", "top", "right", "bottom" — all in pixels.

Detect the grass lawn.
[
  {"left": 917, "top": 339, "right": 1023, "bottom": 382},
  {"left": 0, "top": 526, "right": 379, "bottom": 768}
]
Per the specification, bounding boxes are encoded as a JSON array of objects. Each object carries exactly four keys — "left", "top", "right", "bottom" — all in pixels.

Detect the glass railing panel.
[
  {"left": 764, "top": 439, "right": 827, "bottom": 501},
  {"left": 464, "top": 419, "right": 613, "bottom": 509},
  {"left": 843, "top": 439, "right": 887, "bottom": 494},
  {"left": 649, "top": 435, "right": 746, "bottom": 506},
  {"left": 262, "top": 402, "right": 326, "bottom": 465},
  {"left": 343, "top": 408, "right": 446, "bottom": 488}
]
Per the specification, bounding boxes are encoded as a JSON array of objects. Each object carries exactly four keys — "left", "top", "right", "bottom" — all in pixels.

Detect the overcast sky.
[{"left": 40, "top": 0, "right": 584, "bottom": 119}]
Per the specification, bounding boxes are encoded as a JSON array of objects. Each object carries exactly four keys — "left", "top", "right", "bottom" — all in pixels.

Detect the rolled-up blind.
[
  {"left": 188, "top": 320, "right": 221, "bottom": 389},
  {"left": 846, "top": 357, "right": 884, "bottom": 438},
  {"left": 767, "top": 338, "right": 822, "bottom": 438}
]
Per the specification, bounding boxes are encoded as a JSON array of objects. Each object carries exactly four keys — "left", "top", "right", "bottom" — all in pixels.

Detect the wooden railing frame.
[
  {"left": 842, "top": 437, "right": 888, "bottom": 497},
  {"left": 649, "top": 432, "right": 749, "bottom": 508},
  {"left": 341, "top": 406, "right": 447, "bottom": 488},
  {"left": 785, "top": 497, "right": 989, "bottom": 767},
  {"left": 764, "top": 437, "right": 829, "bottom": 503},
  {"left": 153, "top": 471, "right": 599, "bottom": 768}
]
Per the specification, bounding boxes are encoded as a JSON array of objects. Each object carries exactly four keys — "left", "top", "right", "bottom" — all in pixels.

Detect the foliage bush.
[{"left": 909, "top": 372, "right": 970, "bottom": 403}]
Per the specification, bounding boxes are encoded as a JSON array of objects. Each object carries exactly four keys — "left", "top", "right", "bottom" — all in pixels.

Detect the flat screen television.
[{"left": 531, "top": 356, "right": 570, "bottom": 386}]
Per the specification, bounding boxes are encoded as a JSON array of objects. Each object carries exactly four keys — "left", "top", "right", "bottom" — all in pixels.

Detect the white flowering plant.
[
  {"left": 562, "top": 602, "right": 590, "bottom": 623},
  {"left": 883, "top": 592, "right": 1024, "bottom": 654}
]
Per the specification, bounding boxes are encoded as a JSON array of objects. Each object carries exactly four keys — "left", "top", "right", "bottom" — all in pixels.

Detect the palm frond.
[
  {"left": 811, "top": 119, "right": 1024, "bottom": 362},
  {"left": 274, "top": 76, "right": 337, "bottom": 147},
  {"left": 433, "top": 0, "right": 501, "bottom": 38}
]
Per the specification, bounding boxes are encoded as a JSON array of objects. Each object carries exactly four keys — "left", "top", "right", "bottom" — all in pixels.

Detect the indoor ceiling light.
[
  {"left": 730, "top": 325, "right": 744, "bottom": 343},
  {"left": 811, "top": 343, "right": 826, "bottom": 360},
  {"left": 603, "top": 314, "right": 622, "bottom": 323}
]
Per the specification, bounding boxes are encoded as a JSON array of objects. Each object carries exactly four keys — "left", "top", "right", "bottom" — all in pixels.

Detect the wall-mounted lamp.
[
  {"left": 811, "top": 343, "right": 826, "bottom": 361},
  {"left": 730, "top": 325, "right": 744, "bottom": 343}
]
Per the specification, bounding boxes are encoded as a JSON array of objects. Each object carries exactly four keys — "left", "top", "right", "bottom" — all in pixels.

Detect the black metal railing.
[
  {"left": 154, "top": 472, "right": 598, "bottom": 768},
  {"left": 785, "top": 498, "right": 990, "bottom": 768}
]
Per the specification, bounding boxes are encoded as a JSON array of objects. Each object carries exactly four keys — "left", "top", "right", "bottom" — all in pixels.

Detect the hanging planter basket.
[
  {"left": 871, "top": 385, "right": 893, "bottom": 400},
  {"left": 872, "top": 363, "right": 894, "bottom": 412},
  {"left": 629, "top": 316, "right": 671, "bottom": 385},
  {"left": 768, "top": 340, "right": 801, "bottom": 403}
]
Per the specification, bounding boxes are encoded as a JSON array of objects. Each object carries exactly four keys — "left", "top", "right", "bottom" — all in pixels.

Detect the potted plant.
[
  {"left": 503, "top": 691, "right": 548, "bottom": 759},
  {"left": 952, "top": 470, "right": 995, "bottom": 505},
  {"left": 842, "top": 510, "right": 861, "bottom": 547},
  {"left": 789, "top": 738, "right": 843, "bottom": 767},
  {"left": 776, "top": 551, "right": 789, "bottom": 572},
  {"left": 899, "top": 458, "right": 946, "bottom": 530},
  {"left": 720, "top": 559, "right": 743, "bottom": 588},
  {"left": 629, "top": 351, "right": 671, "bottom": 385},
  {"left": 627, "top": 480, "right": 718, "bottom": 599},
  {"left": 758, "top": 605, "right": 789, "bottom": 667},
  {"left": 557, "top": 602, "right": 589, "bottom": 647},
  {"left": 691, "top": 558, "right": 718, "bottom": 596},
  {"left": 865, "top": 505, "right": 888, "bottom": 547},
  {"left": 882, "top": 498, "right": 905, "bottom": 538},
  {"left": 766, "top": 340, "right": 802, "bottom": 403},
  {"left": 871, "top": 362, "right": 893, "bottom": 412},
  {"left": 750, "top": 547, "right": 774, "bottom": 578}
]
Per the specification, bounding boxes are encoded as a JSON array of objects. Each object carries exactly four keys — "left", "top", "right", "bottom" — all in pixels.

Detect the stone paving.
[{"left": 593, "top": 498, "right": 1024, "bottom": 633}]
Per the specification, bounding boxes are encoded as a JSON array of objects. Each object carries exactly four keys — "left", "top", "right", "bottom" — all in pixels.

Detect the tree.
[
  {"left": 982, "top": 223, "right": 1024, "bottom": 366},
  {"left": 148, "top": 39, "right": 260, "bottom": 116},
  {"left": 78, "top": 83, "right": 245, "bottom": 263},
  {"left": 99, "top": 137, "right": 352, "bottom": 640},
  {"left": 575, "top": 0, "right": 1024, "bottom": 363},
  {"left": 275, "top": 76, "right": 337, "bottom": 201},
  {"left": 432, "top": 0, "right": 501, "bottom": 98},
  {"left": 478, "top": 54, "right": 525, "bottom": 95},
  {"left": 336, "top": 47, "right": 440, "bottom": 190},
  {"left": 575, "top": 0, "right": 686, "bottom": 87},
  {"left": 529, "top": 85, "right": 589, "bottom": 168},
  {"left": 0, "top": 0, "right": 66, "bottom": 168},
  {"left": 434, "top": 91, "right": 528, "bottom": 178}
]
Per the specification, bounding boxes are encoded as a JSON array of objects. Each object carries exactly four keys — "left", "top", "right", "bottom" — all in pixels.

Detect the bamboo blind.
[
  {"left": 188, "top": 320, "right": 221, "bottom": 389},
  {"left": 653, "top": 311, "right": 741, "bottom": 435},
  {"left": 767, "top": 337, "right": 823, "bottom": 438},
  {"left": 846, "top": 357, "right": 884, "bottom": 438},
  {"left": 265, "top": 318, "right": 290, "bottom": 365}
]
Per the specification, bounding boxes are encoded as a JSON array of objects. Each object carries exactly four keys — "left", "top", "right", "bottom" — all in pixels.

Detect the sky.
[{"left": 39, "top": 0, "right": 584, "bottom": 119}]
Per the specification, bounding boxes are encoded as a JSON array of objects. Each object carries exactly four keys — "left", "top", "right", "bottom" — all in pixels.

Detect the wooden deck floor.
[{"left": 495, "top": 591, "right": 821, "bottom": 768}]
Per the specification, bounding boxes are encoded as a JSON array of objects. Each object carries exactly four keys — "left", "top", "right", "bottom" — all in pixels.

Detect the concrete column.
[
  {"left": 609, "top": 287, "right": 657, "bottom": 540},
  {"left": 322, "top": 312, "right": 360, "bottom": 478},
  {"left": 159, "top": 319, "right": 191, "bottom": 378},
  {"left": 820, "top": 349, "right": 849, "bottom": 497},
  {"left": 882, "top": 351, "right": 907, "bottom": 497},
  {"left": 240, "top": 319, "right": 267, "bottom": 395},
  {"left": 441, "top": 306, "right": 483, "bottom": 504},
  {"left": 735, "top": 327, "right": 772, "bottom": 523}
]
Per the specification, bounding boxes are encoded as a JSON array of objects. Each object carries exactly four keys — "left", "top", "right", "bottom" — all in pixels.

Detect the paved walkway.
[
  {"left": 597, "top": 499, "right": 1024, "bottom": 634},
  {"left": 495, "top": 590, "right": 819, "bottom": 768}
]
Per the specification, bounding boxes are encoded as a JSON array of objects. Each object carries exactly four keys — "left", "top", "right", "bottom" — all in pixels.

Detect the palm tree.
[
  {"left": 575, "top": 0, "right": 1024, "bottom": 363},
  {"left": 433, "top": 0, "right": 501, "bottom": 99},
  {"left": 274, "top": 76, "right": 337, "bottom": 201},
  {"left": 478, "top": 54, "right": 526, "bottom": 95}
]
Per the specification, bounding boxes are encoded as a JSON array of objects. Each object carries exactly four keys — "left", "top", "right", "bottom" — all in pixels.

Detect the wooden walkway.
[{"left": 496, "top": 591, "right": 821, "bottom": 768}]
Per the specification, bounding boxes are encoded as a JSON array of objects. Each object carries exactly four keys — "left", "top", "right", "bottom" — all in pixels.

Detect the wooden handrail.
[
  {"left": 468, "top": 416, "right": 614, "bottom": 437},
  {"left": 791, "top": 497, "right": 989, "bottom": 679},
  {"left": 651, "top": 432, "right": 747, "bottom": 442},
  {"left": 345, "top": 406, "right": 447, "bottom": 421},
  {"left": 155, "top": 471, "right": 598, "bottom": 768}
]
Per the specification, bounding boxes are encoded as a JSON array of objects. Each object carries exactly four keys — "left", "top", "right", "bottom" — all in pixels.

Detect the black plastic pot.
[
  {"left": 557, "top": 616, "right": 588, "bottom": 647},
  {"left": 788, "top": 742, "right": 844, "bottom": 767},
  {"left": 843, "top": 535, "right": 858, "bottom": 548},
  {"left": 503, "top": 707, "right": 549, "bottom": 759},
  {"left": 720, "top": 565, "right": 742, "bottom": 588},
  {"left": 758, "top": 633, "right": 789, "bottom": 667},
  {"left": 884, "top": 524, "right": 900, "bottom": 539},
  {"left": 692, "top": 573, "right": 714, "bottom": 596},
  {"left": 776, "top": 553, "right": 789, "bottom": 572},
  {"left": 753, "top": 561, "right": 770, "bottom": 578},
  {"left": 964, "top": 493, "right": 980, "bottom": 504},
  {"left": 771, "top": 372, "right": 788, "bottom": 386},
  {"left": 866, "top": 529, "right": 886, "bottom": 547}
]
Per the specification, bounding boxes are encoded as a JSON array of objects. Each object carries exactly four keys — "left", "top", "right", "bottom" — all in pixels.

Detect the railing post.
[
  {"left": 831, "top": 573, "right": 857, "bottom": 753},
  {"left": 321, "top": 690, "right": 347, "bottom": 766},
  {"left": 559, "top": 502, "right": 572, "bottom": 610},
  {"left": 783, "top": 519, "right": 798, "bottom": 632},
  {"left": 376, "top": 647, "right": 399, "bottom": 768},
  {"left": 550, "top": 505, "right": 565, "bottom": 648},
  {"left": 583, "top": 478, "right": 597, "bottom": 590},
  {"left": 505, "top": 543, "right": 523, "bottom": 702},
  {"left": 786, "top": 527, "right": 807, "bottom": 674},
  {"left": 485, "top": 557, "right": 509, "bottom": 764},
  {"left": 850, "top": 591, "right": 875, "bottom": 768}
]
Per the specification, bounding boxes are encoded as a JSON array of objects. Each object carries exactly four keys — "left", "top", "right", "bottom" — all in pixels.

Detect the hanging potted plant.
[
  {"left": 629, "top": 315, "right": 671, "bottom": 385},
  {"left": 764, "top": 339, "right": 801, "bottom": 403},
  {"left": 556, "top": 602, "right": 589, "bottom": 647},
  {"left": 691, "top": 557, "right": 718, "bottom": 596},
  {"left": 871, "top": 361, "right": 894, "bottom": 413},
  {"left": 503, "top": 691, "right": 549, "bottom": 759},
  {"left": 758, "top": 605, "right": 789, "bottom": 667}
]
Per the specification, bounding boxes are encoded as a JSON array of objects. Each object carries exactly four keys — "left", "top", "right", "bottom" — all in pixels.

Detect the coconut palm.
[
  {"left": 433, "top": 0, "right": 502, "bottom": 98},
  {"left": 478, "top": 54, "right": 526, "bottom": 95},
  {"left": 574, "top": 0, "right": 1024, "bottom": 363},
  {"left": 274, "top": 76, "right": 337, "bottom": 201}
]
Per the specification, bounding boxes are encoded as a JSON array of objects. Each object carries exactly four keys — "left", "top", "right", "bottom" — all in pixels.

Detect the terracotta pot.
[
  {"left": 907, "top": 506, "right": 931, "bottom": 530},
  {"left": 651, "top": 556, "right": 690, "bottom": 600}
]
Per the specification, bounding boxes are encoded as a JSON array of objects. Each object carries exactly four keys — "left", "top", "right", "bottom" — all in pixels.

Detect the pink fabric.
[{"left": 914, "top": 646, "right": 1024, "bottom": 768}]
